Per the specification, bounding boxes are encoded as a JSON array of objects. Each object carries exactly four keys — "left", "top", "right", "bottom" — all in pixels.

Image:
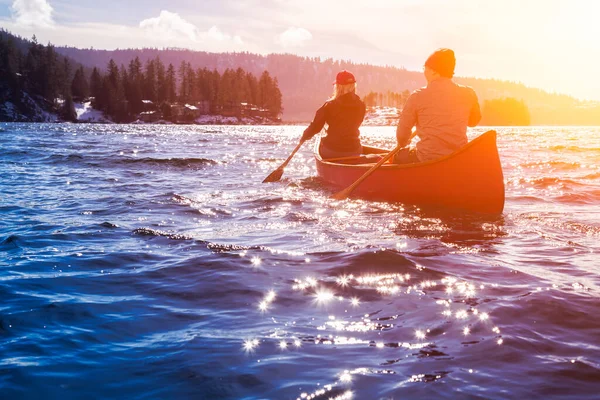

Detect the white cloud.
[
  {"left": 138, "top": 10, "right": 243, "bottom": 48},
  {"left": 11, "top": 0, "right": 54, "bottom": 28},
  {"left": 204, "top": 26, "right": 243, "bottom": 45},
  {"left": 277, "top": 27, "right": 312, "bottom": 48},
  {"left": 139, "top": 10, "right": 198, "bottom": 41}
]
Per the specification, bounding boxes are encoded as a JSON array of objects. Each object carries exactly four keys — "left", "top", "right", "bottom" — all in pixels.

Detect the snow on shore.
[{"left": 75, "top": 102, "right": 110, "bottom": 123}]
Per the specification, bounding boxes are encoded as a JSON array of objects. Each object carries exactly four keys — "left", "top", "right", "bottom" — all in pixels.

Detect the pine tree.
[
  {"left": 127, "top": 57, "right": 143, "bottom": 114},
  {"left": 71, "top": 66, "right": 89, "bottom": 101},
  {"left": 178, "top": 61, "right": 189, "bottom": 103},
  {"left": 165, "top": 63, "right": 176, "bottom": 103},
  {"left": 144, "top": 58, "right": 157, "bottom": 102},
  {"left": 90, "top": 67, "right": 102, "bottom": 107},
  {"left": 155, "top": 56, "right": 166, "bottom": 103},
  {"left": 246, "top": 72, "right": 258, "bottom": 106},
  {"left": 266, "top": 77, "right": 283, "bottom": 118}
]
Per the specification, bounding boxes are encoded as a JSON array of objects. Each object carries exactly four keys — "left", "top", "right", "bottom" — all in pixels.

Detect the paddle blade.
[
  {"left": 330, "top": 187, "right": 352, "bottom": 200},
  {"left": 262, "top": 167, "right": 284, "bottom": 183}
]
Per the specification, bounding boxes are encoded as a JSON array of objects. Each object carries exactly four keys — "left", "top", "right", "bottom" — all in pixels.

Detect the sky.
[{"left": 1, "top": 0, "right": 599, "bottom": 101}]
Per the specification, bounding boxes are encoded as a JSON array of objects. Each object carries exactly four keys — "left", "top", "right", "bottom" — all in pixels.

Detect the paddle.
[
  {"left": 262, "top": 139, "right": 306, "bottom": 183},
  {"left": 330, "top": 131, "right": 417, "bottom": 200},
  {"left": 323, "top": 153, "right": 389, "bottom": 163}
]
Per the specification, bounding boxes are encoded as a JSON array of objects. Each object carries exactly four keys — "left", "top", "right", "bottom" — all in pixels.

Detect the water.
[{"left": 1, "top": 123, "right": 599, "bottom": 399}]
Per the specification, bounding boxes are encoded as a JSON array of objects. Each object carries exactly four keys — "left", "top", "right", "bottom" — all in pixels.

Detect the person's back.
[
  {"left": 402, "top": 79, "right": 480, "bottom": 162},
  {"left": 318, "top": 92, "right": 365, "bottom": 153},
  {"left": 301, "top": 71, "right": 366, "bottom": 159},
  {"left": 395, "top": 48, "right": 481, "bottom": 163}
]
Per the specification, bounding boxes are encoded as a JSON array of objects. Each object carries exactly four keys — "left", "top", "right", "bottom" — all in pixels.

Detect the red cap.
[{"left": 333, "top": 70, "right": 356, "bottom": 85}]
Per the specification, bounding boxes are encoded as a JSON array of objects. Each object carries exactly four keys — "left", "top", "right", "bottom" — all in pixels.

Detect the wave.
[
  {"left": 519, "top": 160, "right": 581, "bottom": 170},
  {"left": 554, "top": 192, "right": 600, "bottom": 205},
  {"left": 118, "top": 157, "right": 218, "bottom": 168},
  {"left": 132, "top": 228, "right": 193, "bottom": 240},
  {"left": 510, "top": 176, "right": 586, "bottom": 189},
  {"left": 100, "top": 222, "right": 119, "bottom": 229},
  {"left": 47, "top": 154, "right": 85, "bottom": 164},
  {"left": 581, "top": 172, "right": 600, "bottom": 180},
  {"left": 46, "top": 154, "right": 218, "bottom": 169},
  {"left": 548, "top": 145, "right": 600, "bottom": 153},
  {"left": 519, "top": 214, "right": 600, "bottom": 237},
  {"left": 0, "top": 235, "right": 21, "bottom": 251},
  {"left": 0, "top": 149, "right": 31, "bottom": 158}
]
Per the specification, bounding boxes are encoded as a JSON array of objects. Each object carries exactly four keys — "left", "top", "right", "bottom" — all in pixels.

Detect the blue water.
[{"left": 1, "top": 123, "right": 599, "bottom": 399}]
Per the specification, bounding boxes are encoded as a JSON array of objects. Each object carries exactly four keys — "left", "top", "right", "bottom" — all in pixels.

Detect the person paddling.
[
  {"left": 300, "top": 70, "right": 366, "bottom": 159},
  {"left": 394, "top": 48, "right": 482, "bottom": 164}
]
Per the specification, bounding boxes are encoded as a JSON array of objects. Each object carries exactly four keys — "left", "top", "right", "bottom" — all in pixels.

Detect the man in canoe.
[
  {"left": 300, "top": 70, "right": 367, "bottom": 159},
  {"left": 394, "top": 48, "right": 481, "bottom": 164}
]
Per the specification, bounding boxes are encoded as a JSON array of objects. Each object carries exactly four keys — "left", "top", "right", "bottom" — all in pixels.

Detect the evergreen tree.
[
  {"left": 155, "top": 56, "right": 166, "bottom": 103},
  {"left": 144, "top": 58, "right": 157, "bottom": 101},
  {"left": 165, "top": 63, "right": 176, "bottom": 103},
  {"left": 127, "top": 57, "right": 143, "bottom": 114},
  {"left": 218, "top": 68, "right": 234, "bottom": 111},
  {"left": 266, "top": 77, "right": 283, "bottom": 118},
  {"left": 90, "top": 67, "right": 102, "bottom": 106},
  {"left": 257, "top": 70, "right": 282, "bottom": 117},
  {"left": 246, "top": 72, "right": 258, "bottom": 106},
  {"left": 258, "top": 70, "right": 272, "bottom": 109},
  {"left": 178, "top": 61, "right": 190, "bottom": 103},
  {"left": 71, "top": 66, "right": 89, "bottom": 101}
]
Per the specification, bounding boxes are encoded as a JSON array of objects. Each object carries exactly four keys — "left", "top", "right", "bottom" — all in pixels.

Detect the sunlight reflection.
[
  {"left": 243, "top": 338, "right": 260, "bottom": 353},
  {"left": 251, "top": 256, "right": 261, "bottom": 266},
  {"left": 340, "top": 371, "right": 352, "bottom": 383},
  {"left": 258, "top": 290, "right": 277, "bottom": 312},
  {"left": 315, "top": 288, "right": 335, "bottom": 304}
]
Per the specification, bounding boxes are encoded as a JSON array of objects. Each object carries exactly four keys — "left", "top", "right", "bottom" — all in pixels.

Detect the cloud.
[
  {"left": 10, "top": 0, "right": 54, "bottom": 28},
  {"left": 139, "top": 10, "right": 198, "bottom": 41},
  {"left": 277, "top": 27, "right": 312, "bottom": 48},
  {"left": 204, "top": 26, "right": 243, "bottom": 45},
  {"left": 138, "top": 10, "right": 243, "bottom": 47}
]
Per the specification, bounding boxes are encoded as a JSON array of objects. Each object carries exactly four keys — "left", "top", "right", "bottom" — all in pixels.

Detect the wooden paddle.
[
  {"left": 262, "top": 139, "right": 306, "bottom": 183},
  {"left": 323, "top": 153, "right": 389, "bottom": 163},
  {"left": 330, "top": 131, "right": 417, "bottom": 200}
]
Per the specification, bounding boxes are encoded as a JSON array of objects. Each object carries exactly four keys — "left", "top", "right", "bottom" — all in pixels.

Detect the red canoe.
[{"left": 315, "top": 130, "right": 505, "bottom": 214}]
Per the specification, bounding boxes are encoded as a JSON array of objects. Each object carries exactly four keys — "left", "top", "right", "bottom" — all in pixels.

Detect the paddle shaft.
[
  {"left": 262, "top": 139, "right": 306, "bottom": 182},
  {"left": 278, "top": 140, "right": 304, "bottom": 170},
  {"left": 330, "top": 131, "right": 417, "bottom": 200}
]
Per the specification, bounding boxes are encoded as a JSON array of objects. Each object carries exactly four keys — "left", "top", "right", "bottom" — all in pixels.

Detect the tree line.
[
  {"left": 0, "top": 30, "right": 283, "bottom": 123},
  {"left": 84, "top": 58, "right": 283, "bottom": 122}
]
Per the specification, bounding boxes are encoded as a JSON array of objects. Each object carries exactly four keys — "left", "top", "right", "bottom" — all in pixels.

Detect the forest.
[{"left": 0, "top": 30, "right": 283, "bottom": 123}]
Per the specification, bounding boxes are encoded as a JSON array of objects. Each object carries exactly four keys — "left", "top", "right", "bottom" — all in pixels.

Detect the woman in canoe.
[{"left": 300, "top": 70, "right": 366, "bottom": 159}]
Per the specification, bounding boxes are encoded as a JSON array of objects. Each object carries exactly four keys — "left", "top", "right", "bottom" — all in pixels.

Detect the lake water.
[{"left": 1, "top": 123, "right": 599, "bottom": 399}]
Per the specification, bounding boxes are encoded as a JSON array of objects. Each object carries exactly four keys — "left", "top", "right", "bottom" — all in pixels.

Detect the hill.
[{"left": 54, "top": 46, "right": 600, "bottom": 125}]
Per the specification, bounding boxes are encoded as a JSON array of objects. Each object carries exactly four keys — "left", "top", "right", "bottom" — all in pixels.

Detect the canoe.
[{"left": 315, "top": 130, "right": 505, "bottom": 214}]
